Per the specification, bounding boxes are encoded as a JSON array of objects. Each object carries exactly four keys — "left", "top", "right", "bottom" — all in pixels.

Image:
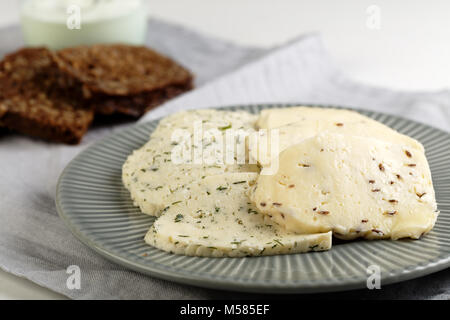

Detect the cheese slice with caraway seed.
[
  {"left": 256, "top": 106, "right": 371, "bottom": 129},
  {"left": 250, "top": 132, "right": 438, "bottom": 240},
  {"left": 250, "top": 107, "right": 424, "bottom": 167}
]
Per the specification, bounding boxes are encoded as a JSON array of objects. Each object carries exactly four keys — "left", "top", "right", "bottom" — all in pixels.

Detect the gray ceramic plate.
[{"left": 56, "top": 104, "right": 450, "bottom": 293}]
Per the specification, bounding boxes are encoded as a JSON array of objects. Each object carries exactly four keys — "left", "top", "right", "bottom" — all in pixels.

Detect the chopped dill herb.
[
  {"left": 274, "top": 239, "right": 284, "bottom": 247},
  {"left": 219, "top": 124, "right": 232, "bottom": 131}
]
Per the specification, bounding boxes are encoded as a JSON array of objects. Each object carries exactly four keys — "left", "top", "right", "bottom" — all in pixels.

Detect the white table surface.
[{"left": 0, "top": 0, "right": 449, "bottom": 300}]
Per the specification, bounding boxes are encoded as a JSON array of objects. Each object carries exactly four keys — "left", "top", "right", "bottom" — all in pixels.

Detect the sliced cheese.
[
  {"left": 256, "top": 106, "right": 370, "bottom": 129},
  {"left": 250, "top": 132, "right": 438, "bottom": 240},
  {"left": 250, "top": 107, "right": 424, "bottom": 166},
  {"left": 145, "top": 173, "right": 332, "bottom": 257},
  {"left": 122, "top": 109, "right": 259, "bottom": 216}
]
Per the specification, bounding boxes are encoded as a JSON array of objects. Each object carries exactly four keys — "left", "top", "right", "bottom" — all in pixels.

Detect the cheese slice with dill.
[
  {"left": 250, "top": 132, "right": 438, "bottom": 240},
  {"left": 122, "top": 109, "right": 259, "bottom": 216},
  {"left": 145, "top": 173, "right": 332, "bottom": 257}
]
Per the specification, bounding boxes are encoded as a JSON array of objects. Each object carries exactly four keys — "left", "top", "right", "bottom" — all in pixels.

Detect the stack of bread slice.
[{"left": 0, "top": 45, "right": 193, "bottom": 144}]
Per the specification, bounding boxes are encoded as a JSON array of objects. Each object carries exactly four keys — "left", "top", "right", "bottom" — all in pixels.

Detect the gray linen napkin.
[{"left": 0, "top": 19, "right": 449, "bottom": 300}]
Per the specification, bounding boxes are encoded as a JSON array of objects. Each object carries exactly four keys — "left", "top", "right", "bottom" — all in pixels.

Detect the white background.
[{"left": 0, "top": 0, "right": 449, "bottom": 299}]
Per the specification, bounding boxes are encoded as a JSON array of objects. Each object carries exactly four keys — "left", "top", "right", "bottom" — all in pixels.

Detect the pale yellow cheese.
[
  {"left": 250, "top": 107, "right": 423, "bottom": 166},
  {"left": 256, "top": 106, "right": 370, "bottom": 129},
  {"left": 250, "top": 132, "right": 438, "bottom": 240},
  {"left": 122, "top": 109, "right": 259, "bottom": 216},
  {"left": 145, "top": 173, "right": 332, "bottom": 257}
]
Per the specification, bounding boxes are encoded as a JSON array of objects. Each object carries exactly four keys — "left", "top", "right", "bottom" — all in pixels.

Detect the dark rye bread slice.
[
  {"left": 52, "top": 45, "right": 193, "bottom": 116},
  {"left": 0, "top": 48, "right": 93, "bottom": 144}
]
